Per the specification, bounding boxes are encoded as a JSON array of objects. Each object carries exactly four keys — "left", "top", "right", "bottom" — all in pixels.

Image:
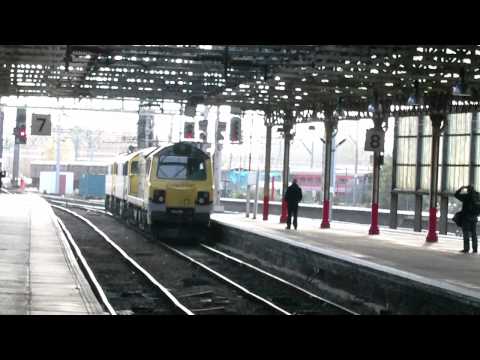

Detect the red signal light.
[
  {"left": 17, "top": 125, "right": 27, "bottom": 144},
  {"left": 230, "top": 117, "right": 241, "bottom": 143},
  {"left": 184, "top": 122, "right": 195, "bottom": 139}
]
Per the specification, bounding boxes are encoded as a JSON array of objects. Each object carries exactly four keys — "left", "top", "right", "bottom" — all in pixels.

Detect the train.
[
  {"left": 105, "top": 142, "right": 214, "bottom": 234},
  {"left": 221, "top": 168, "right": 372, "bottom": 204}
]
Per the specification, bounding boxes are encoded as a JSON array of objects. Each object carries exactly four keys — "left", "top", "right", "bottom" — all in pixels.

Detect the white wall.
[{"left": 39, "top": 171, "right": 74, "bottom": 194}]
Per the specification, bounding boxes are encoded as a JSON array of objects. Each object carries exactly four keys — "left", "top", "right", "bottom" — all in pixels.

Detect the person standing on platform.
[
  {"left": 285, "top": 178, "right": 303, "bottom": 230},
  {"left": 454, "top": 185, "right": 479, "bottom": 254}
]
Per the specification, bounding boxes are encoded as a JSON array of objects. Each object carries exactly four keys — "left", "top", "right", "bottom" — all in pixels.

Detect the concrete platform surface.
[
  {"left": 0, "top": 193, "right": 104, "bottom": 315},
  {"left": 212, "top": 212, "right": 480, "bottom": 299}
]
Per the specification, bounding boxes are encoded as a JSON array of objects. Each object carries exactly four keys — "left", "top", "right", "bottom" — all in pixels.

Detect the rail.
[
  {"left": 199, "top": 243, "right": 358, "bottom": 315},
  {"left": 51, "top": 204, "right": 194, "bottom": 315},
  {"left": 56, "top": 215, "right": 117, "bottom": 315},
  {"left": 157, "top": 241, "right": 292, "bottom": 315}
]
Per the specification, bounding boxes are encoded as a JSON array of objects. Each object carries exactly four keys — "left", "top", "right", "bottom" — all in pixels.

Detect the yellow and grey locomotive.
[{"left": 106, "top": 142, "right": 214, "bottom": 233}]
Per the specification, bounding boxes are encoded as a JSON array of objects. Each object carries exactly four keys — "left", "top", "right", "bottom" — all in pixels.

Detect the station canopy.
[{"left": 1, "top": 45, "right": 480, "bottom": 121}]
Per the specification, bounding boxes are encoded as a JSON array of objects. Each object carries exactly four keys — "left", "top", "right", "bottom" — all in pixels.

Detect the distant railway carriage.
[
  {"left": 289, "top": 171, "right": 322, "bottom": 192},
  {"left": 105, "top": 142, "right": 214, "bottom": 232},
  {"left": 221, "top": 168, "right": 372, "bottom": 203}
]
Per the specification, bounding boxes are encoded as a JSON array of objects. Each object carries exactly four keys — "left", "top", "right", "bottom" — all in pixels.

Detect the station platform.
[
  {"left": 212, "top": 212, "right": 480, "bottom": 301},
  {"left": 0, "top": 193, "right": 104, "bottom": 315}
]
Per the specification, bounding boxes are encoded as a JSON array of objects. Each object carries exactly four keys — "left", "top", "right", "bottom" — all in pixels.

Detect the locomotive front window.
[
  {"left": 130, "top": 161, "right": 139, "bottom": 175},
  {"left": 157, "top": 155, "right": 207, "bottom": 180}
]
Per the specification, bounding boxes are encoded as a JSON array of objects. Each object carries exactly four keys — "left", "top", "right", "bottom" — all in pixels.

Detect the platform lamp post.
[
  {"left": 425, "top": 91, "right": 450, "bottom": 243},
  {"left": 279, "top": 109, "right": 295, "bottom": 224}
]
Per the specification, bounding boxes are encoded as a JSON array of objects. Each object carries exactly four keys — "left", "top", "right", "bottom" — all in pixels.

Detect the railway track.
[
  {"left": 53, "top": 204, "right": 283, "bottom": 315},
  {"left": 50, "top": 201, "right": 358, "bottom": 315},
  {"left": 43, "top": 194, "right": 105, "bottom": 206},
  {"left": 44, "top": 195, "right": 106, "bottom": 212},
  {"left": 53, "top": 205, "right": 193, "bottom": 315},
  {"left": 159, "top": 242, "right": 356, "bottom": 315}
]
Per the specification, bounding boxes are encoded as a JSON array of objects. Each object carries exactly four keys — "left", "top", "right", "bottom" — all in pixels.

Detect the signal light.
[
  {"left": 16, "top": 125, "right": 27, "bottom": 144},
  {"left": 184, "top": 122, "right": 195, "bottom": 139},
  {"left": 198, "top": 119, "right": 208, "bottom": 142},
  {"left": 216, "top": 130, "right": 224, "bottom": 141},
  {"left": 230, "top": 116, "right": 242, "bottom": 143},
  {"left": 216, "top": 121, "right": 226, "bottom": 142}
]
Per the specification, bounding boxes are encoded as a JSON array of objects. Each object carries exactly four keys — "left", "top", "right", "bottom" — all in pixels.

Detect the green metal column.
[
  {"left": 262, "top": 118, "right": 272, "bottom": 221},
  {"left": 469, "top": 112, "right": 477, "bottom": 187},
  {"left": 414, "top": 114, "right": 424, "bottom": 232},
  {"left": 439, "top": 115, "right": 449, "bottom": 235},
  {"left": 389, "top": 115, "right": 399, "bottom": 229},
  {"left": 426, "top": 113, "right": 446, "bottom": 242},
  {"left": 321, "top": 112, "right": 336, "bottom": 229}
]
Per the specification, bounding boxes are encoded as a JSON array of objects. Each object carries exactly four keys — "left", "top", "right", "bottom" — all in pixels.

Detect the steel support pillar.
[
  {"left": 414, "top": 195, "right": 423, "bottom": 232},
  {"left": 0, "top": 110, "right": 3, "bottom": 186},
  {"left": 426, "top": 113, "right": 446, "bottom": 242},
  {"left": 280, "top": 116, "right": 293, "bottom": 224},
  {"left": 262, "top": 122, "right": 272, "bottom": 220},
  {"left": 12, "top": 107, "right": 25, "bottom": 188},
  {"left": 439, "top": 196, "right": 449, "bottom": 234},
  {"left": 389, "top": 115, "right": 399, "bottom": 229},
  {"left": 368, "top": 110, "right": 386, "bottom": 235},
  {"left": 369, "top": 151, "right": 381, "bottom": 234},
  {"left": 321, "top": 116, "right": 336, "bottom": 228},
  {"left": 439, "top": 116, "right": 450, "bottom": 235},
  {"left": 469, "top": 112, "right": 477, "bottom": 187},
  {"left": 390, "top": 193, "right": 398, "bottom": 228},
  {"left": 55, "top": 124, "right": 61, "bottom": 194},
  {"left": 137, "top": 109, "right": 154, "bottom": 149},
  {"left": 213, "top": 106, "right": 223, "bottom": 212},
  {"left": 12, "top": 144, "right": 19, "bottom": 187},
  {"left": 414, "top": 114, "right": 424, "bottom": 232}
]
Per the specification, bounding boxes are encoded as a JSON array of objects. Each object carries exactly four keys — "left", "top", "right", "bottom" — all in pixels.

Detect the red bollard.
[
  {"left": 280, "top": 199, "right": 288, "bottom": 223},
  {"left": 368, "top": 203, "right": 380, "bottom": 235},
  {"left": 320, "top": 200, "right": 330, "bottom": 228},
  {"left": 262, "top": 195, "right": 269, "bottom": 220},
  {"left": 20, "top": 178, "right": 25, "bottom": 192},
  {"left": 426, "top": 207, "right": 438, "bottom": 242}
]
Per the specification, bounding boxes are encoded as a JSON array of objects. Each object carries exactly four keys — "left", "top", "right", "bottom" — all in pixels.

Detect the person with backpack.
[{"left": 454, "top": 185, "right": 479, "bottom": 254}]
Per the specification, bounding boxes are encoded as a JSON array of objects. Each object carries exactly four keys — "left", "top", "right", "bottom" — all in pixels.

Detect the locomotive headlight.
[
  {"left": 197, "top": 191, "right": 209, "bottom": 205},
  {"left": 153, "top": 190, "right": 166, "bottom": 204}
]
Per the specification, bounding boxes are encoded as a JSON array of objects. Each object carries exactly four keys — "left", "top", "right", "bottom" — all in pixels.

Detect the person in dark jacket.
[
  {"left": 284, "top": 179, "right": 303, "bottom": 230},
  {"left": 455, "top": 185, "right": 478, "bottom": 254}
]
